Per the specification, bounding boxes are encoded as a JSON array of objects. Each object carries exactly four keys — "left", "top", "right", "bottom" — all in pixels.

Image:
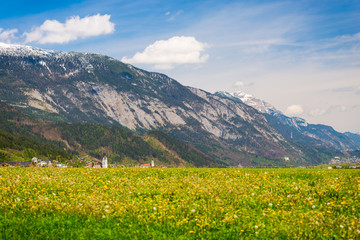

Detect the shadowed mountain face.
[{"left": 0, "top": 43, "right": 350, "bottom": 166}]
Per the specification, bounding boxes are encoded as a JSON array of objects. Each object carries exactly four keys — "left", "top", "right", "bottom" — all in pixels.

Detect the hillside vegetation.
[{"left": 0, "top": 102, "right": 222, "bottom": 167}]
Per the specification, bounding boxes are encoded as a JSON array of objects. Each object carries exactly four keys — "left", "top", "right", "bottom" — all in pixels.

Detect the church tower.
[{"left": 102, "top": 156, "right": 108, "bottom": 168}]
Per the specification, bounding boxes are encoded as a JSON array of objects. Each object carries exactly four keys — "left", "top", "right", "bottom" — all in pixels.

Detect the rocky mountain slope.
[
  {"left": 216, "top": 91, "right": 360, "bottom": 151},
  {"left": 0, "top": 43, "right": 349, "bottom": 166},
  {"left": 0, "top": 102, "right": 222, "bottom": 167}
]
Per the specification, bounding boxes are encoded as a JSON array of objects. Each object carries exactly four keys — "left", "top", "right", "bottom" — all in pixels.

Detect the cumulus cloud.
[
  {"left": 24, "top": 14, "right": 115, "bottom": 44},
  {"left": 0, "top": 28, "right": 18, "bottom": 43},
  {"left": 121, "top": 36, "right": 209, "bottom": 70},
  {"left": 286, "top": 105, "right": 303, "bottom": 116}
]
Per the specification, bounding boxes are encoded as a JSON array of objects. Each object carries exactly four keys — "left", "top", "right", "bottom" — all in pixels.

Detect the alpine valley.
[{"left": 1, "top": 43, "right": 359, "bottom": 167}]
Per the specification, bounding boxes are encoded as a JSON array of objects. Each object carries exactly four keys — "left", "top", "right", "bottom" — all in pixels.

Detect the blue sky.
[{"left": 0, "top": 0, "right": 359, "bottom": 133}]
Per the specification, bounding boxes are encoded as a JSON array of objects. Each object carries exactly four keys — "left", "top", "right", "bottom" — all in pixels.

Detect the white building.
[
  {"left": 102, "top": 156, "right": 108, "bottom": 168},
  {"left": 31, "top": 157, "right": 38, "bottom": 164}
]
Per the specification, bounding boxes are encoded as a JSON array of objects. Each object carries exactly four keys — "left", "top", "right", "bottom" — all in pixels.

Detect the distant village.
[
  {"left": 0, "top": 156, "right": 158, "bottom": 168},
  {"left": 328, "top": 156, "right": 360, "bottom": 167},
  {"left": 2, "top": 155, "right": 360, "bottom": 169}
]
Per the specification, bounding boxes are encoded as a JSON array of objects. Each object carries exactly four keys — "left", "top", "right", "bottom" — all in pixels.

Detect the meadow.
[{"left": 0, "top": 167, "right": 359, "bottom": 239}]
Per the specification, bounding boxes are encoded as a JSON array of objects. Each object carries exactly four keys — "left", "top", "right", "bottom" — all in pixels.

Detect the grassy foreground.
[{"left": 0, "top": 167, "right": 359, "bottom": 239}]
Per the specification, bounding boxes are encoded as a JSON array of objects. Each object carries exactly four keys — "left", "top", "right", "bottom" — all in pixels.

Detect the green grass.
[{"left": 0, "top": 167, "right": 359, "bottom": 239}]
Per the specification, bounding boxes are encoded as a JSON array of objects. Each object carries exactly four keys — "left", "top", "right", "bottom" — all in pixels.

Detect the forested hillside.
[{"left": 0, "top": 102, "right": 223, "bottom": 167}]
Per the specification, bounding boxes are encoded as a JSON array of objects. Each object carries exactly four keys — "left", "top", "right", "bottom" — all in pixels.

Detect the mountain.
[
  {"left": 344, "top": 132, "right": 360, "bottom": 148},
  {"left": 0, "top": 43, "right": 346, "bottom": 166},
  {"left": 0, "top": 102, "right": 222, "bottom": 167},
  {"left": 216, "top": 91, "right": 359, "bottom": 151}
]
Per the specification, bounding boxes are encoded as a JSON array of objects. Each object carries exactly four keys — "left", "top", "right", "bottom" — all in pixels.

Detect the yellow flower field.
[{"left": 0, "top": 167, "right": 359, "bottom": 239}]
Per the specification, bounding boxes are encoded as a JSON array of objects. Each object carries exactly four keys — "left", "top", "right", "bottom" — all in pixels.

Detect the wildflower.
[
  {"left": 153, "top": 207, "right": 157, "bottom": 210},
  {"left": 269, "top": 203, "right": 273, "bottom": 207},
  {"left": 312, "top": 205, "right": 316, "bottom": 209},
  {"left": 340, "top": 225, "right": 344, "bottom": 228},
  {"left": 191, "top": 209, "right": 196, "bottom": 213},
  {"left": 233, "top": 214, "right": 238, "bottom": 218}
]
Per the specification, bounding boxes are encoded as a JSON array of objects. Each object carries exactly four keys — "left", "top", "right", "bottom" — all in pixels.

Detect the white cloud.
[
  {"left": 286, "top": 105, "right": 303, "bottom": 116},
  {"left": 24, "top": 14, "right": 115, "bottom": 44},
  {"left": 309, "top": 105, "right": 348, "bottom": 117},
  {"left": 167, "top": 10, "right": 183, "bottom": 21},
  {"left": 235, "top": 81, "right": 244, "bottom": 87},
  {"left": 121, "top": 36, "right": 209, "bottom": 70},
  {"left": 0, "top": 28, "right": 18, "bottom": 43},
  {"left": 309, "top": 108, "right": 327, "bottom": 117},
  {"left": 233, "top": 81, "right": 254, "bottom": 88}
]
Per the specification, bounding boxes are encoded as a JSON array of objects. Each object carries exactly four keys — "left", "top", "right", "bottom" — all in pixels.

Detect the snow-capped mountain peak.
[
  {"left": 0, "top": 42, "right": 60, "bottom": 57},
  {"left": 215, "top": 90, "right": 281, "bottom": 115}
]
